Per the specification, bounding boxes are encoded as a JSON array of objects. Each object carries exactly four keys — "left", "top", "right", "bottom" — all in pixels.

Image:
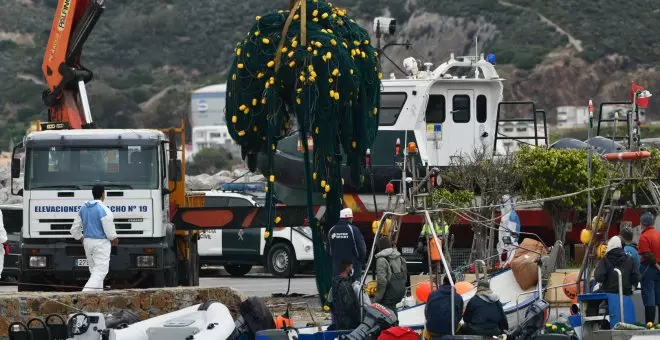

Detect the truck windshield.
[{"left": 25, "top": 145, "right": 159, "bottom": 190}]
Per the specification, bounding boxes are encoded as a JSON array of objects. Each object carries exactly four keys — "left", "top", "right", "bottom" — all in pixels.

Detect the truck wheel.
[
  {"left": 224, "top": 264, "right": 252, "bottom": 277},
  {"left": 267, "top": 242, "right": 298, "bottom": 278}
]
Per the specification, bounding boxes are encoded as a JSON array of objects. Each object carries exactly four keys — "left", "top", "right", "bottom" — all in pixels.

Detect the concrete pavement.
[{"left": 0, "top": 267, "right": 319, "bottom": 297}]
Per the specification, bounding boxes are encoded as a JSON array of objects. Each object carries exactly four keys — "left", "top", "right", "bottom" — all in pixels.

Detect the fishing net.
[{"left": 225, "top": 0, "right": 381, "bottom": 305}]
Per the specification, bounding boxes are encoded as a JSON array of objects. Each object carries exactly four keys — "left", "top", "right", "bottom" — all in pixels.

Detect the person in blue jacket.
[
  {"left": 328, "top": 208, "right": 367, "bottom": 282},
  {"left": 424, "top": 274, "right": 464, "bottom": 339},
  {"left": 621, "top": 226, "right": 641, "bottom": 270}
]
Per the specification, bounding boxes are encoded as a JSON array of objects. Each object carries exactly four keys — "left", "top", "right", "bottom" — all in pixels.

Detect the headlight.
[
  {"left": 29, "top": 256, "right": 47, "bottom": 268},
  {"left": 136, "top": 255, "right": 155, "bottom": 268}
]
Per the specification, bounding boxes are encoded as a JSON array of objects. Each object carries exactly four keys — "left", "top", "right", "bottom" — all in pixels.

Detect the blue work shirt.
[
  {"left": 78, "top": 200, "right": 114, "bottom": 239},
  {"left": 624, "top": 244, "right": 641, "bottom": 272}
]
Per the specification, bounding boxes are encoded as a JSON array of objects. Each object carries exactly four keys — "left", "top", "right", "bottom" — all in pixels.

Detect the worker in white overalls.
[
  {"left": 70, "top": 185, "right": 118, "bottom": 291},
  {"left": 497, "top": 195, "right": 521, "bottom": 266}
]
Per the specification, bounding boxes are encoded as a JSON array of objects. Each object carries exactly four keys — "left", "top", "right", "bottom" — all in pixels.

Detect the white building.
[
  {"left": 191, "top": 125, "right": 241, "bottom": 160},
  {"left": 556, "top": 104, "right": 647, "bottom": 130},
  {"left": 556, "top": 106, "right": 589, "bottom": 129},
  {"left": 190, "top": 84, "right": 227, "bottom": 128},
  {"left": 189, "top": 84, "right": 242, "bottom": 159},
  {"left": 496, "top": 121, "right": 547, "bottom": 155}
]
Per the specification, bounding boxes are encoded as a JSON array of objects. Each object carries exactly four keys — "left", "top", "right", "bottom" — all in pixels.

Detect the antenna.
[{"left": 474, "top": 26, "right": 482, "bottom": 60}]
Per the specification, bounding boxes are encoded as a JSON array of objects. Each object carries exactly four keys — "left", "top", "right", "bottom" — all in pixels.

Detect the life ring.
[{"left": 601, "top": 151, "right": 651, "bottom": 161}]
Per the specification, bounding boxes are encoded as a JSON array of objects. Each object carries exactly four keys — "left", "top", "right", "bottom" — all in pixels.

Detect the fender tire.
[{"left": 267, "top": 242, "right": 298, "bottom": 278}]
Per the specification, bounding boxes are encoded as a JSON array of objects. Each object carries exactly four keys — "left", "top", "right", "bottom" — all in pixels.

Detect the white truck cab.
[
  {"left": 10, "top": 129, "right": 180, "bottom": 290},
  {"left": 196, "top": 189, "right": 314, "bottom": 277}
]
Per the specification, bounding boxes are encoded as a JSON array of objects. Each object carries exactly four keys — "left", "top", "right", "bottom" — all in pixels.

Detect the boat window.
[
  {"left": 452, "top": 95, "right": 470, "bottom": 123},
  {"left": 379, "top": 92, "right": 407, "bottom": 126},
  {"left": 476, "top": 95, "right": 487, "bottom": 123},
  {"left": 228, "top": 197, "right": 253, "bottom": 207},
  {"left": 425, "top": 95, "right": 445, "bottom": 123}
]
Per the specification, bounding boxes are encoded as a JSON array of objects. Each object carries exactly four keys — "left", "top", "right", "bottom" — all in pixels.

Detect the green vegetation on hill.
[
  {"left": 0, "top": 0, "right": 656, "bottom": 151},
  {"left": 509, "top": 0, "right": 660, "bottom": 64},
  {"left": 418, "top": 0, "right": 568, "bottom": 70}
]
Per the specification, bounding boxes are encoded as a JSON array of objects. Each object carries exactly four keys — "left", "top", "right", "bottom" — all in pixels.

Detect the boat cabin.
[{"left": 380, "top": 53, "right": 547, "bottom": 167}]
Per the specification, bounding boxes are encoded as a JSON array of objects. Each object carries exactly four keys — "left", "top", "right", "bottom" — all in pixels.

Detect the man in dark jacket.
[
  {"left": 424, "top": 274, "right": 463, "bottom": 338},
  {"left": 329, "top": 261, "right": 361, "bottom": 330},
  {"left": 328, "top": 208, "right": 367, "bottom": 281},
  {"left": 462, "top": 279, "right": 508, "bottom": 336},
  {"left": 594, "top": 236, "right": 640, "bottom": 296},
  {"left": 373, "top": 237, "right": 407, "bottom": 314}
]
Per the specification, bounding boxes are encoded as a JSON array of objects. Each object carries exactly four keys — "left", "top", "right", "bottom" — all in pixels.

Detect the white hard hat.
[{"left": 340, "top": 208, "right": 353, "bottom": 219}]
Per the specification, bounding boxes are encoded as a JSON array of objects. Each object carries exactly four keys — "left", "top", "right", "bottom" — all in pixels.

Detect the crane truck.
[
  {"left": 8, "top": 0, "right": 315, "bottom": 290},
  {"left": 8, "top": 0, "right": 202, "bottom": 290}
]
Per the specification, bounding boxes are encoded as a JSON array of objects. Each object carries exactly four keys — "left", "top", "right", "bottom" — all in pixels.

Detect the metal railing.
[{"left": 614, "top": 268, "right": 624, "bottom": 323}]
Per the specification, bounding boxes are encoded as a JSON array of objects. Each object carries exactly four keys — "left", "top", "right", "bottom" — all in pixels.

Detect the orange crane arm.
[{"left": 41, "top": 0, "right": 105, "bottom": 129}]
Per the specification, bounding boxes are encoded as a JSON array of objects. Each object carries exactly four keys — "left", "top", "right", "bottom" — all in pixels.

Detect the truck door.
[{"left": 222, "top": 197, "right": 261, "bottom": 256}]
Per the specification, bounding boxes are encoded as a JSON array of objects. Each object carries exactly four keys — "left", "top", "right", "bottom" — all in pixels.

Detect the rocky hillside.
[{"left": 1, "top": 0, "right": 659, "bottom": 150}]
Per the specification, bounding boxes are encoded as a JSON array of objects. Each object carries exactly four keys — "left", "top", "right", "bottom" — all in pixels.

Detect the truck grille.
[{"left": 38, "top": 218, "right": 144, "bottom": 236}]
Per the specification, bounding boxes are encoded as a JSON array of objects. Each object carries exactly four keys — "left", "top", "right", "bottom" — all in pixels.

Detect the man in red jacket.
[{"left": 638, "top": 212, "right": 660, "bottom": 323}]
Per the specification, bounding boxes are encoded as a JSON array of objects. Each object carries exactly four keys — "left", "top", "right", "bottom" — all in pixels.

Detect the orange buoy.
[
  {"left": 602, "top": 151, "right": 651, "bottom": 161},
  {"left": 275, "top": 315, "right": 294, "bottom": 329},
  {"left": 429, "top": 237, "right": 442, "bottom": 262},
  {"left": 455, "top": 281, "right": 473, "bottom": 295},
  {"left": 562, "top": 272, "right": 587, "bottom": 300},
  {"left": 416, "top": 281, "right": 433, "bottom": 303}
]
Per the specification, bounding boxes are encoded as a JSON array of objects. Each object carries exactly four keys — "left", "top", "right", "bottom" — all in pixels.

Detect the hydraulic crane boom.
[{"left": 41, "top": 0, "right": 105, "bottom": 130}]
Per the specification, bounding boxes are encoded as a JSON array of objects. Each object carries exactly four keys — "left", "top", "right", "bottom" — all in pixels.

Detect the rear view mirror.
[
  {"left": 168, "top": 159, "right": 181, "bottom": 182},
  {"left": 11, "top": 159, "right": 20, "bottom": 179}
]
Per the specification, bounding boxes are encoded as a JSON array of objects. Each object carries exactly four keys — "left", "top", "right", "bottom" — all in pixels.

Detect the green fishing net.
[{"left": 225, "top": 0, "right": 381, "bottom": 305}]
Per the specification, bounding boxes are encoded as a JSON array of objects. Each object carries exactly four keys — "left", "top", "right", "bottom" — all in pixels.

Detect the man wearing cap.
[
  {"left": 462, "top": 279, "right": 508, "bottom": 336},
  {"left": 328, "top": 208, "right": 367, "bottom": 281},
  {"left": 637, "top": 212, "right": 660, "bottom": 323}
]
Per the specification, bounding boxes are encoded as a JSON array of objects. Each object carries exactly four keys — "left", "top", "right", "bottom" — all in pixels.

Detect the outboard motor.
[
  {"left": 230, "top": 297, "right": 277, "bottom": 340},
  {"left": 506, "top": 299, "right": 549, "bottom": 340},
  {"left": 341, "top": 303, "right": 398, "bottom": 340}
]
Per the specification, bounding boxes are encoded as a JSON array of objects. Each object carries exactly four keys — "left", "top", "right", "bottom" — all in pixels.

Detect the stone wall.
[{"left": 0, "top": 286, "right": 244, "bottom": 338}]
